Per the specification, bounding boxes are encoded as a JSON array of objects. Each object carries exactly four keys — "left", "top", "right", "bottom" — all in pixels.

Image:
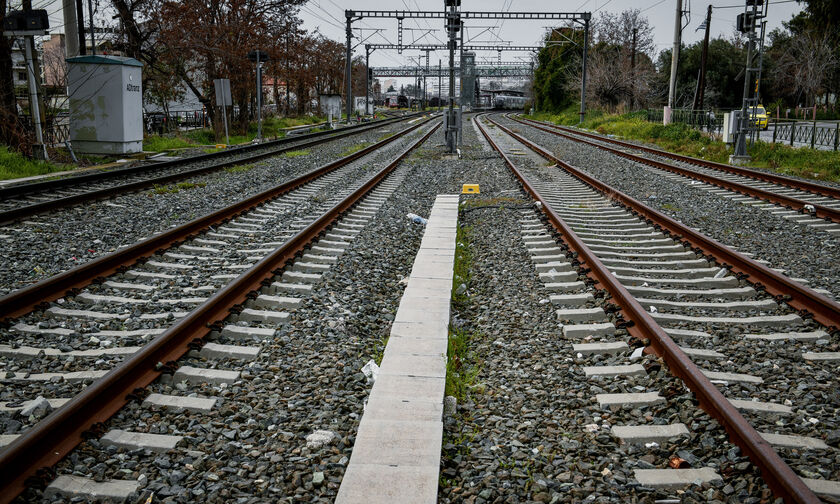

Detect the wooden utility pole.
[
  {"left": 692, "top": 5, "right": 712, "bottom": 111},
  {"left": 61, "top": 0, "right": 79, "bottom": 57}
]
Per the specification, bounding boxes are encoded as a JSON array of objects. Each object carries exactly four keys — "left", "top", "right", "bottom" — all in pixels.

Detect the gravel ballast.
[
  {"left": 497, "top": 114, "right": 840, "bottom": 299},
  {"left": 0, "top": 117, "right": 433, "bottom": 297}
]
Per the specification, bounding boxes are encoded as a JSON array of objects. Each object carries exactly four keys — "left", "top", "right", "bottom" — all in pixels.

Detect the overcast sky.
[{"left": 299, "top": 0, "right": 803, "bottom": 69}]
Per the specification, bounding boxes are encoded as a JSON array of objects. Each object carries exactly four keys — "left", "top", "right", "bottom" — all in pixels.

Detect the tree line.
[{"left": 533, "top": 0, "right": 840, "bottom": 116}]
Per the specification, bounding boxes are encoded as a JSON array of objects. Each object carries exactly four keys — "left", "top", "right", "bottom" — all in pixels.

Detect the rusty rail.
[
  {"left": 510, "top": 115, "right": 840, "bottom": 224},
  {"left": 476, "top": 114, "right": 822, "bottom": 504},
  {"left": 0, "top": 116, "right": 434, "bottom": 322},
  {"left": 0, "top": 113, "right": 425, "bottom": 225},
  {"left": 517, "top": 115, "right": 840, "bottom": 201},
  {"left": 0, "top": 120, "right": 440, "bottom": 503},
  {"left": 492, "top": 115, "right": 840, "bottom": 330}
]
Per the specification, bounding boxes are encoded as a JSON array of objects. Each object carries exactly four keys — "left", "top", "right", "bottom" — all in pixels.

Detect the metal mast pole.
[
  {"left": 445, "top": 2, "right": 458, "bottom": 152},
  {"left": 579, "top": 16, "right": 589, "bottom": 124},
  {"left": 667, "top": 0, "right": 683, "bottom": 111},
  {"left": 438, "top": 59, "right": 442, "bottom": 111},
  {"left": 23, "top": 38, "right": 47, "bottom": 159},
  {"left": 732, "top": 0, "right": 763, "bottom": 161},
  {"left": 365, "top": 45, "right": 371, "bottom": 115},
  {"left": 256, "top": 53, "right": 262, "bottom": 141},
  {"left": 344, "top": 11, "right": 354, "bottom": 122},
  {"left": 630, "top": 27, "right": 637, "bottom": 110}
]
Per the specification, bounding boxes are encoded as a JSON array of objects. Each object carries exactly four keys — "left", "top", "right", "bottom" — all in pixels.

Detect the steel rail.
[
  {"left": 0, "top": 116, "right": 435, "bottom": 322},
  {"left": 490, "top": 115, "right": 840, "bottom": 329},
  {"left": 0, "top": 114, "right": 415, "bottom": 199},
  {"left": 476, "top": 114, "right": 822, "bottom": 504},
  {"left": 0, "top": 114, "right": 424, "bottom": 225},
  {"left": 516, "top": 115, "right": 840, "bottom": 201},
  {"left": 0, "top": 120, "right": 441, "bottom": 504},
  {"left": 510, "top": 116, "right": 840, "bottom": 224}
]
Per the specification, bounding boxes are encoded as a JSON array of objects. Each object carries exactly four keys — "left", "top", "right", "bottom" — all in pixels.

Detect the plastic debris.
[
  {"left": 714, "top": 268, "right": 727, "bottom": 278},
  {"left": 361, "top": 359, "right": 379, "bottom": 384},
  {"left": 406, "top": 213, "right": 428, "bottom": 225},
  {"left": 649, "top": 305, "right": 658, "bottom": 313},
  {"left": 630, "top": 347, "right": 645, "bottom": 361},
  {"left": 804, "top": 204, "right": 816, "bottom": 214}
]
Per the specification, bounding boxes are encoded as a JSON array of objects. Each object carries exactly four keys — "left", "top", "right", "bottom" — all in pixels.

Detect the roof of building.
[{"left": 66, "top": 55, "right": 143, "bottom": 67}]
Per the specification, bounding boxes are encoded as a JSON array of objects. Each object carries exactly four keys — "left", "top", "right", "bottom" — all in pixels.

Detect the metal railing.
[
  {"left": 645, "top": 108, "right": 723, "bottom": 134},
  {"left": 771, "top": 120, "right": 840, "bottom": 150},
  {"left": 143, "top": 110, "right": 211, "bottom": 133}
]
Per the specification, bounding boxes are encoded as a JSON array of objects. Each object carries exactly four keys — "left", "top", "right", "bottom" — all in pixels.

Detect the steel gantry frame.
[
  {"left": 344, "top": 9, "right": 592, "bottom": 124},
  {"left": 370, "top": 65, "right": 533, "bottom": 77},
  {"left": 363, "top": 43, "right": 541, "bottom": 115}
]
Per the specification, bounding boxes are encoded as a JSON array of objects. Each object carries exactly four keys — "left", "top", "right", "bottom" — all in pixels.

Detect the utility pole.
[
  {"left": 344, "top": 11, "right": 354, "bottom": 122},
  {"left": 667, "top": 0, "right": 683, "bottom": 113},
  {"left": 62, "top": 0, "right": 80, "bottom": 57},
  {"left": 692, "top": 5, "right": 712, "bottom": 111},
  {"left": 579, "top": 16, "right": 590, "bottom": 124},
  {"left": 630, "top": 27, "right": 637, "bottom": 110},
  {"left": 87, "top": 0, "right": 95, "bottom": 54},
  {"left": 75, "top": 0, "right": 86, "bottom": 55}
]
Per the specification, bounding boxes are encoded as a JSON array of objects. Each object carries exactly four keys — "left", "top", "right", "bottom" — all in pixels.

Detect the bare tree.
[
  {"left": 594, "top": 9, "right": 655, "bottom": 57},
  {"left": 773, "top": 30, "right": 837, "bottom": 106}
]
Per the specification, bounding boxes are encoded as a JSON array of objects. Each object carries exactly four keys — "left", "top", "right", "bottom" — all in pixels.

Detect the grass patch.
[
  {"left": 0, "top": 146, "right": 68, "bottom": 180},
  {"left": 377, "top": 132, "right": 395, "bottom": 142},
  {"left": 532, "top": 108, "right": 840, "bottom": 183},
  {"left": 224, "top": 163, "right": 255, "bottom": 173},
  {"left": 142, "top": 135, "right": 194, "bottom": 152},
  {"left": 446, "top": 223, "right": 481, "bottom": 400},
  {"left": 142, "top": 115, "right": 327, "bottom": 152},
  {"left": 149, "top": 181, "right": 207, "bottom": 195},
  {"left": 281, "top": 149, "right": 310, "bottom": 158},
  {"left": 446, "top": 325, "right": 482, "bottom": 401},
  {"left": 661, "top": 203, "right": 680, "bottom": 212},
  {"left": 342, "top": 142, "right": 371, "bottom": 156}
]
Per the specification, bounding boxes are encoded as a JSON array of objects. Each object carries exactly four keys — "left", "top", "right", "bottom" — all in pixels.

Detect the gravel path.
[
  {"left": 498, "top": 115, "right": 840, "bottom": 299},
  {"left": 0, "top": 117, "right": 428, "bottom": 297}
]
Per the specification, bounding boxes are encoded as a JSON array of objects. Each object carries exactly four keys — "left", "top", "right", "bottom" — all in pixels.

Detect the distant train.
[
  {"left": 493, "top": 94, "right": 528, "bottom": 110},
  {"left": 387, "top": 95, "right": 409, "bottom": 108}
]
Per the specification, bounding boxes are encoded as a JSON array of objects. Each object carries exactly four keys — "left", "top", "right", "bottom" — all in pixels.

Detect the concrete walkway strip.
[{"left": 336, "top": 194, "right": 459, "bottom": 504}]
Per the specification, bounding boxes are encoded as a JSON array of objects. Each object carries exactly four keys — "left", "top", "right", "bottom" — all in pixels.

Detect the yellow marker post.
[{"left": 462, "top": 184, "right": 480, "bottom": 194}]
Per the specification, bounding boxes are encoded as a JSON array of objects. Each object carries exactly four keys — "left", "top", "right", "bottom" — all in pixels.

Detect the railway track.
[
  {"left": 508, "top": 115, "right": 840, "bottom": 230},
  {"left": 0, "top": 118, "right": 440, "bottom": 502},
  {"left": 0, "top": 113, "right": 422, "bottom": 225},
  {"left": 477, "top": 113, "right": 840, "bottom": 502}
]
